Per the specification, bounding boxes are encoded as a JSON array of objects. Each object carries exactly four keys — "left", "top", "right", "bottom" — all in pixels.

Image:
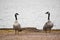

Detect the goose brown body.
[
  {"left": 43, "top": 20, "right": 53, "bottom": 31},
  {"left": 13, "top": 20, "right": 21, "bottom": 30}
]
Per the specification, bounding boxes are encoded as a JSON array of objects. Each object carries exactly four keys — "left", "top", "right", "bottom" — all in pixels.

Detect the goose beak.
[
  {"left": 45, "top": 13, "right": 47, "bottom": 14},
  {"left": 18, "top": 14, "right": 19, "bottom": 15},
  {"left": 45, "top": 12, "right": 49, "bottom": 14}
]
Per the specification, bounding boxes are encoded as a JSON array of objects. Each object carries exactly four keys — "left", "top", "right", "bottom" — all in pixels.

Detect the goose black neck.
[
  {"left": 48, "top": 13, "right": 50, "bottom": 20},
  {"left": 15, "top": 14, "right": 17, "bottom": 20}
]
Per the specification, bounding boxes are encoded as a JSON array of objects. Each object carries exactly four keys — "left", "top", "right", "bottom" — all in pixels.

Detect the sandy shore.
[{"left": 0, "top": 33, "right": 60, "bottom": 40}]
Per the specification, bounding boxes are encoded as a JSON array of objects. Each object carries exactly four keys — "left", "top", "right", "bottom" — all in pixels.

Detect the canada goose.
[
  {"left": 43, "top": 11, "right": 53, "bottom": 32},
  {"left": 13, "top": 13, "right": 21, "bottom": 34}
]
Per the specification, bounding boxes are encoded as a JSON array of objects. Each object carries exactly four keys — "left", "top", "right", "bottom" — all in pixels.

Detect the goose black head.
[
  {"left": 45, "top": 11, "right": 50, "bottom": 14},
  {"left": 15, "top": 13, "right": 19, "bottom": 15},
  {"left": 15, "top": 13, "right": 19, "bottom": 20}
]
